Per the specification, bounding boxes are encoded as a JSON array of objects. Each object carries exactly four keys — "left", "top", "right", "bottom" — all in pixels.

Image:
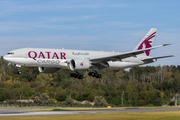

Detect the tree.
[
  {"left": 93, "top": 96, "right": 108, "bottom": 106},
  {"left": 34, "top": 93, "right": 54, "bottom": 105},
  {"left": 56, "top": 92, "right": 67, "bottom": 101},
  {"left": 126, "top": 81, "right": 135, "bottom": 102},
  {"left": 0, "top": 57, "right": 180, "bottom": 107},
  {"left": 64, "top": 96, "right": 74, "bottom": 106}
]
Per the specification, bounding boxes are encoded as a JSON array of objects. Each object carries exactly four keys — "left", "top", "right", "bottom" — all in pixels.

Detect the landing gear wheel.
[
  {"left": 70, "top": 72, "right": 83, "bottom": 79},
  {"left": 88, "top": 72, "right": 93, "bottom": 76},
  {"left": 92, "top": 72, "right": 96, "bottom": 77},
  {"left": 94, "top": 73, "right": 98, "bottom": 78},
  {"left": 78, "top": 75, "right": 83, "bottom": 79},
  {"left": 70, "top": 73, "right": 75, "bottom": 77},
  {"left": 74, "top": 74, "right": 79, "bottom": 78},
  {"left": 96, "top": 74, "right": 102, "bottom": 78},
  {"left": 89, "top": 71, "right": 102, "bottom": 78}
]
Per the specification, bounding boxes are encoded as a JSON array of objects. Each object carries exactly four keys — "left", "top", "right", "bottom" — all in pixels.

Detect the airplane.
[{"left": 3, "top": 28, "right": 174, "bottom": 79}]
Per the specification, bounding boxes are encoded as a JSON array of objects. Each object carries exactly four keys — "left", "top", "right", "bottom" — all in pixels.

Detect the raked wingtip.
[{"left": 163, "top": 43, "right": 172, "bottom": 46}]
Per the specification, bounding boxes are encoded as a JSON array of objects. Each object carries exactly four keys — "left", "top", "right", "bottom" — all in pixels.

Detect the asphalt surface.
[{"left": 0, "top": 107, "right": 180, "bottom": 116}]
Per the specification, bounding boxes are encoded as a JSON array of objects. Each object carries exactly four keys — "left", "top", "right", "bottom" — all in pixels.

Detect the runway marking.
[
  {"left": 0, "top": 111, "right": 101, "bottom": 117},
  {"left": 0, "top": 111, "right": 76, "bottom": 117}
]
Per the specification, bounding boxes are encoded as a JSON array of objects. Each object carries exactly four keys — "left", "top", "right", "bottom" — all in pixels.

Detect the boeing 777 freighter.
[{"left": 3, "top": 28, "right": 174, "bottom": 79}]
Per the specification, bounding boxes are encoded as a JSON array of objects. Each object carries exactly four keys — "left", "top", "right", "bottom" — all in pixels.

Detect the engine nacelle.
[
  {"left": 69, "top": 59, "right": 91, "bottom": 71},
  {"left": 38, "top": 67, "right": 59, "bottom": 73}
]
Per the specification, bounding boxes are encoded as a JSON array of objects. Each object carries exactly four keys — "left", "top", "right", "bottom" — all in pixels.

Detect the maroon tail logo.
[
  {"left": 137, "top": 31, "right": 156, "bottom": 56},
  {"left": 80, "top": 62, "right": 84, "bottom": 66}
]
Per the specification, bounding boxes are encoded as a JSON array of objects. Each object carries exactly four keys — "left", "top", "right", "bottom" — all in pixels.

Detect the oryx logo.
[
  {"left": 80, "top": 62, "right": 84, "bottom": 66},
  {"left": 137, "top": 31, "right": 156, "bottom": 56}
]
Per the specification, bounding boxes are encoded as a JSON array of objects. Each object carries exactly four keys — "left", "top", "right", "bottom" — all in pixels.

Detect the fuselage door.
[{"left": 23, "top": 51, "right": 28, "bottom": 58}]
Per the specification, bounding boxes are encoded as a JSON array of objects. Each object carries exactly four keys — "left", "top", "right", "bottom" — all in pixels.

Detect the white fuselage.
[{"left": 3, "top": 48, "right": 149, "bottom": 70}]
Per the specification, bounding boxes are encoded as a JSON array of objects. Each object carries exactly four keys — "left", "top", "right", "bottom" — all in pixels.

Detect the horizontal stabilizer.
[{"left": 142, "top": 55, "right": 175, "bottom": 61}]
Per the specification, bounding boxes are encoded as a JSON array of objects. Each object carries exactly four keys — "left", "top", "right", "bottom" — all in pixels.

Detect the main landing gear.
[
  {"left": 88, "top": 71, "right": 102, "bottom": 78},
  {"left": 70, "top": 72, "right": 83, "bottom": 79},
  {"left": 70, "top": 71, "right": 102, "bottom": 79}
]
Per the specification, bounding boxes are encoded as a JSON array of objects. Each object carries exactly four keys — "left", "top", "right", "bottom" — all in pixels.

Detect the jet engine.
[
  {"left": 38, "top": 67, "right": 59, "bottom": 73},
  {"left": 69, "top": 59, "right": 91, "bottom": 71}
]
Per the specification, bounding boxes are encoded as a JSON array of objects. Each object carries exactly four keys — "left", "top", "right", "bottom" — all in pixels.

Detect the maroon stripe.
[
  {"left": 144, "top": 35, "right": 155, "bottom": 43},
  {"left": 145, "top": 32, "right": 156, "bottom": 41}
]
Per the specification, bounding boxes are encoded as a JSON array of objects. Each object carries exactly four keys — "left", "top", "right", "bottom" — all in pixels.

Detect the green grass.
[{"left": 0, "top": 111, "right": 180, "bottom": 120}]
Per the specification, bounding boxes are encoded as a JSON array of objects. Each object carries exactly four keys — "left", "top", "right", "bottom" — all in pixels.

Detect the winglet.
[
  {"left": 142, "top": 55, "right": 175, "bottom": 61},
  {"left": 163, "top": 43, "right": 172, "bottom": 46}
]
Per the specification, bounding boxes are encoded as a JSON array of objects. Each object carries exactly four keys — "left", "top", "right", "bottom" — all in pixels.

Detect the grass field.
[{"left": 0, "top": 111, "right": 180, "bottom": 120}]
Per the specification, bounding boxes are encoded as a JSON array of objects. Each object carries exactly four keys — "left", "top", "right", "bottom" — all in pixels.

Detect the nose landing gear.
[
  {"left": 18, "top": 69, "right": 22, "bottom": 74},
  {"left": 16, "top": 65, "right": 21, "bottom": 74}
]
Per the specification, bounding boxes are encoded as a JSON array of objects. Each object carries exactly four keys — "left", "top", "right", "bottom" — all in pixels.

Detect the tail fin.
[{"left": 133, "top": 28, "right": 157, "bottom": 56}]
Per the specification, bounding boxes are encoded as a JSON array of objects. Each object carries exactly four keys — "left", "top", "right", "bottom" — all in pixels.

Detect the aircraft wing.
[
  {"left": 89, "top": 44, "right": 171, "bottom": 62},
  {"left": 142, "top": 55, "right": 175, "bottom": 61}
]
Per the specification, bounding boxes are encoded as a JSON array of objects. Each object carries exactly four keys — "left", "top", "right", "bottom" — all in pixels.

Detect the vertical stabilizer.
[{"left": 133, "top": 28, "right": 157, "bottom": 56}]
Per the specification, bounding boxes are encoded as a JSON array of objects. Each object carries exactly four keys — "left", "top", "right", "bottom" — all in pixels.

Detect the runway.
[{"left": 0, "top": 107, "right": 180, "bottom": 116}]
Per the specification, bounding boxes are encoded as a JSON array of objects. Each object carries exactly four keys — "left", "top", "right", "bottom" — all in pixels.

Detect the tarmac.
[{"left": 0, "top": 107, "right": 180, "bottom": 117}]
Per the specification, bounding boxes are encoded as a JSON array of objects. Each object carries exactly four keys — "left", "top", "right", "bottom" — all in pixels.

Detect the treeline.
[{"left": 0, "top": 56, "right": 180, "bottom": 106}]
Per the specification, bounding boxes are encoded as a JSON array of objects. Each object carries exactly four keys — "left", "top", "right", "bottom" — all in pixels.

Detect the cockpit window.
[{"left": 7, "top": 52, "right": 14, "bottom": 55}]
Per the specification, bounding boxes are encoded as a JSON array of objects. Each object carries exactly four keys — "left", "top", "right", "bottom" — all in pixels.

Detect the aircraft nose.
[
  {"left": 3, "top": 55, "right": 12, "bottom": 62},
  {"left": 3, "top": 55, "right": 8, "bottom": 61}
]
